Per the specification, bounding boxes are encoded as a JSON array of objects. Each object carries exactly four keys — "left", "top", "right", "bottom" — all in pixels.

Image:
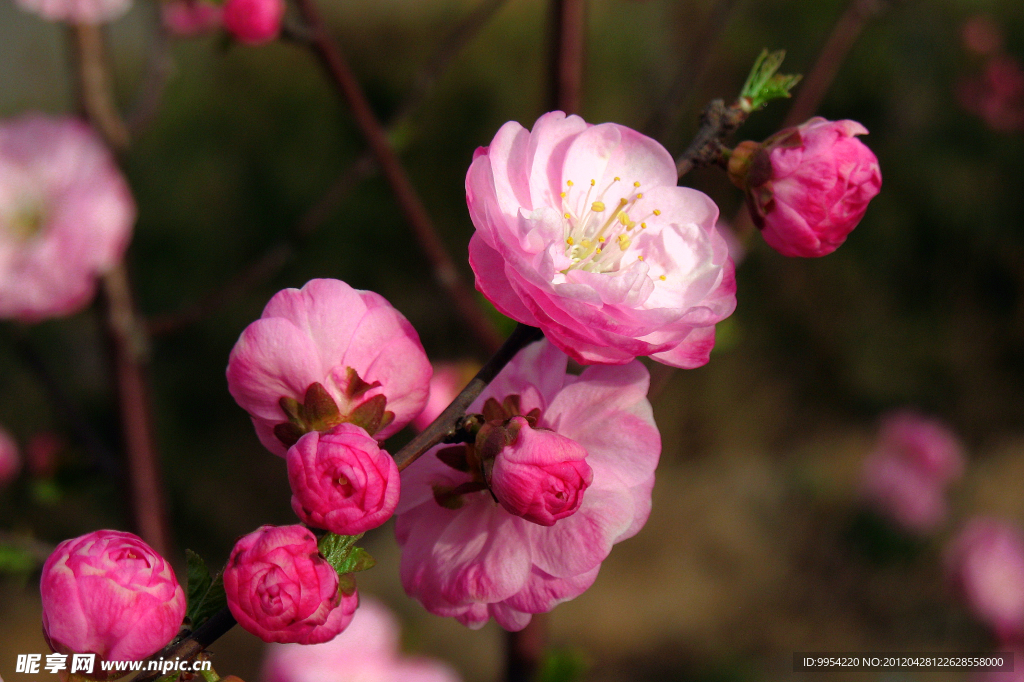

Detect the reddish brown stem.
[
  {"left": 548, "top": 0, "right": 586, "bottom": 114},
  {"left": 506, "top": 613, "right": 549, "bottom": 682},
  {"left": 70, "top": 24, "right": 171, "bottom": 557},
  {"left": 295, "top": 0, "right": 503, "bottom": 353},
  {"left": 100, "top": 265, "right": 172, "bottom": 557}
]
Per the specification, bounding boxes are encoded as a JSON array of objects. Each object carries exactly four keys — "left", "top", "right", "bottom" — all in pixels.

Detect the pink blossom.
[
  {"left": 162, "top": 0, "right": 222, "bottom": 36},
  {"left": 958, "top": 56, "right": 1024, "bottom": 133},
  {"left": 488, "top": 416, "right": 592, "bottom": 526},
  {"left": 224, "top": 525, "right": 357, "bottom": 645},
  {"left": 287, "top": 424, "right": 400, "bottom": 535},
  {"left": 0, "top": 115, "right": 134, "bottom": 321},
  {"left": 223, "top": 0, "right": 284, "bottom": 45},
  {"left": 466, "top": 111, "right": 736, "bottom": 368},
  {"left": 412, "top": 362, "right": 478, "bottom": 432},
  {"left": 732, "top": 118, "right": 881, "bottom": 258},
  {"left": 396, "top": 339, "right": 660, "bottom": 631},
  {"left": 15, "top": 0, "right": 129, "bottom": 23},
  {"left": 946, "top": 518, "right": 1024, "bottom": 642},
  {"left": 261, "top": 596, "right": 461, "bottom": 682},
  {"left": 859, "top": 411, "right": 964, "bottom": 534},
  {"left": 226, "top": 278, "right": 431, "bottom": 457},
  {"left": 0, "top": 426, "right": 20, "bottom": 485},
  {"left": 875, "top": 411, "right": 964, "bottom": 484},
  {"left": 40, "top": 530, "right": 185, "bottom": 663}
]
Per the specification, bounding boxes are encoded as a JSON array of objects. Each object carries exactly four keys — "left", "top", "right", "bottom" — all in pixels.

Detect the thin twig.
[
  {"left": 151, "top": 0, "right": 511, "bottom": 341},
  {"left": 295, "top": 0, "right": 503, "bottom": 353},
  {"left": 130, "top": 609, "right": 237, "bottom": 682},
  {"left": 548, "top": 0, "right": 586, "bottom": 114},
  {"left": 675, "top": 99, "right": 748, "bottom": 177},
  {"left": 644, "top": 0, "right": 742, "bottom": 142},
  {"left": 394, "top": 323, "right": 542, "bottom": 470},
  {"left": 70, "top": 24, "right": 129, "bottom": 153},
  {"left": 70, "top": 23, "right": 172, "bottom": 558}
]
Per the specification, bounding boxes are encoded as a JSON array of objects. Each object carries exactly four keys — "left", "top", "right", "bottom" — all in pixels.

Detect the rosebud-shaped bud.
[
  {"left": 40, "top": 530, "right": 186, "bottom": 669},
  {"left": 946, "top": 518, "right": 1024, "bottom": 641},
  {"left": 487, "top": 416, "right": 592, "bottom": 526},
  {"left": 223, "top": 0, "right": 284, "bottom": 45},
  {"left": 224, "top": 525, "right": 357, "bottom": 644},
  {"left": 286, "top": 424, "right": 400, "bottom": 535},
  {"left": 162, "top": 0, "right": 222, "bottom": 36},
  {"left": 731, "top": 117, "right": 881, "bottom": 258},
  {"left": 0, "top": 426, "right": 20, "bottom": 485}
]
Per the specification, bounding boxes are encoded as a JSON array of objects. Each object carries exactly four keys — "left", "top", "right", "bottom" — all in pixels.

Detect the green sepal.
[
  {"left": 348, "top": 394, "right": 388, "bottom": 435},
  {"left": 303, "top": 383, "right": 343, "bottom": 428},
  {"left": 738, "top": 49, "right": 802, "bottom": 113},
  {"left": 317, "top": 532, "right": 375, "bottom": 576},
  {"left": 337, "top": 573, "right": 358, "bottom": 597},
  {"left": 344, "top": 367, "right": 381, "bottom": 400},
  {"left": 185, "top": 550, "right": 228, "bottom": 631}
]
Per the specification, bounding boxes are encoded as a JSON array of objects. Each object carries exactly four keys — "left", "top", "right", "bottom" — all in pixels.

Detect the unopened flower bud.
[
  {"left": 487, "top": 416, "right": 592, "bottom": 526},
  {"left": 737, "top": 117, "right": 881, "bottom": 258},
  {"left": 223, "top": 0, "right": 284, "bottom": 45},
  {"left": 224, "top": 525, "right": 357, "bottom": 644},
  {"left": 40, "top": 530, "right": 186, "bottom": 669},
  {"left": 286, "top": 424, "right": 400, "bottom": 535}
]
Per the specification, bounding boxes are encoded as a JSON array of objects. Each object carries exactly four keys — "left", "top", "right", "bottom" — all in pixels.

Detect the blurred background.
[{"left": 2, "top": 0, "right": 1024, "bottom": 680}]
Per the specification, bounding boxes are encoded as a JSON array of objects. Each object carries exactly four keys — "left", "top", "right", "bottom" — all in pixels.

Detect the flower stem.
[
  {"left": 393, "top": 323, "right": 542, "bottom": 471},
  {"left": 548, "top": 0, "right": 587, "bottom": 114}
]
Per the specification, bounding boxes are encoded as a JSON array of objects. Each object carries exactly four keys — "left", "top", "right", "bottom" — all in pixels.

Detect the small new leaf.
[
  {"left": 739, "top": 49, "right": 802, "bottom": 113},
  {"left": 185, "top": 550, "right": 228, "bottom": 631}
]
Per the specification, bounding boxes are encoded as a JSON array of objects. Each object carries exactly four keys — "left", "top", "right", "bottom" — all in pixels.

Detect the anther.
[
  {"left": 653, "top": 209, "right": 661, "bottom": 216},
  {"left": 659, "top": 275, "right": 666, "bottom": 280},
  {"left": 566, "top": 237, "right": 574, "bottom": 245},
  {"left": 633, "top": 181, "right": 641, "bottom": 187},
  {"left": 560, "top": 192, "right": 566, "bottom": 198},
  {"left": 590, "top": 179, "right": 596, "bottom": 186},
  {"left": 592, "top": 201, "right": 605, "bottom": 212},
  {"left": 567, "top": 180, "right": 574, "bottom": 187}
]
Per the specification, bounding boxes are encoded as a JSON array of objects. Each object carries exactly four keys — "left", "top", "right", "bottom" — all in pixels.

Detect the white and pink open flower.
[
  {"left": 466, "top": 111, "right": 736, "bottom": 368},
  {"left": 226, "top": 279, "right": 432, "bottom": 457},
  {"left": 395, "top": 339, "right": 660, "bottom": 631},
  {"left": 0, "top": 115, "right": 134, "bottom": 321}
]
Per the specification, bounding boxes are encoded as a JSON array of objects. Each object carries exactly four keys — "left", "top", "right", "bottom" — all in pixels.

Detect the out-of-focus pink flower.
[
  {"left": 0, "top": 115, "right": 134, "bottom": 321},
  {"left": 946, "top": 518, "right": 1024, "bottom": 642},
  {"left": 226, "top": 278, "right": 431, "bottom": 457},
  {"left": 962, "top": 15, "right": 1004, "bottom": 57},
  {"left": 958, "top": 55, "right": 1024, "bottom": 134},
  {"left": 466, "top": 111, "right": 736, "bottom": 368},
  {"left": 412, "top": 362, "right": 479, "bottom": 432},
  {"left": 859, "top": 411, "right": 964, "bottom": 534},
  {"left": 488, "top": 416, "right": 592, "bottom": 526},
  {"left": 0, "top": 426, "right": 20, "bottom": 485},
  {"left": 223, "top": 0, "right": 284, "bottom": 45},
  {"left": 860, "top": 454, "right": 948, "bottom": 534},
  {"left": 287, "top": 424, "right": 400, "bottom": 535},
  {"left": 224, "top": 525, "right": 357, "bottom": 645},
  {"left": 730, "top": 118, "right": 881, "bottom": 258},
  {"left": 396, "top": 339, "right": 660, "bottom": 631},
  {"left": 261, "top": 596, "right": 461, "bottom": 682},
  {"left": 162, "top": 0, "right": 222, "bottom": 36},
  {"left": 876, "top": 411, "right": 964, "bottom": 484},
  {"left": 40, "top": 530, "right": 185, "bottom": 663},
  {"left": 15, "top": 0, "right": 129, "bottom": 23}
]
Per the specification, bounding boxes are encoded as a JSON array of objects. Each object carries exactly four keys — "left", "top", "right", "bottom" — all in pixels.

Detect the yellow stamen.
[
  {"left": 618, "top": 235, "right": 631, "bottom": 250},
  {"left": 564, "top": 213, "right": 571, "bottom": 219},
  {"left": 595, "top": 248, "right": 602, "bottom": 254},
  {"left": 613, "top": 176, "right": 621, "bottom": 182},
  {"left": 560, "top": 192, "right": 566, "bottom": 198},
  {"left": 598, "top": 236, "right": 606, "bottom": 243},
  {"left": 641, "top": 222, "right": 647, "bottom": 229},
  {"left": 653, "top": 209, "right": 661, "bottom": 216},
  {"left": 636, "top": 193, "right": 643, "bottom": 199},
  {"left": 566, "top": 237, "right": 574, "bottom": 245},
  {"left": 659, "top": 275, "right": 666, "bottom": 280},
  {"left": 633, "top": 181, "right": 641, "bottom": 187},
  {"left": 590, "top": 179, "right": 596, "bottom": 186},
  {"left": 637, "top": 255, "right": 644, "bottom": 260},
  {"left": 567, "top": 180, "right": 574, "bottom": 186},
  {"left": 592, "top": 201, "right": 606, "bottom": 212}
]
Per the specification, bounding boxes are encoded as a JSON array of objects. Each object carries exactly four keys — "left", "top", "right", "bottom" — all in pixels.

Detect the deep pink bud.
[
  {"left": 223, "top": 525, "right": 356, "bottom": 644},
  {"left": 222, "top": 0, "right": 284, "bottom": 45},
  {"left": 738, "top": 117, "right": 881, "bottom": 258},
  {"left": 488, "top": 416, "right": 592, "bottom": 526},
  {"left": 286, "top": 424, "right": 400, "bottom": 535},
  {"left": 0, "top": 426, "right": 20, "bottom": 485},
  {"left": 40, "top": 530, "right": 185, "bottom": 666},
  {"left": 946, "top": 518, "right": 1024, "bottom": 642},
  {"left": 162, "top": 0, "right": 222, "bottom": 36}
]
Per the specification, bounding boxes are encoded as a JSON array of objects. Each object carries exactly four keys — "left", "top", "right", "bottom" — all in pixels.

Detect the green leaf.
[
  {"left": 185, "top": 550, "right": 228, "bottom": 630},
  {"left": 318, "top": 532, "right": 362, "bottom": 569},
  {"left": 738, "top": 49, "right": 802, "bottom": 113}
]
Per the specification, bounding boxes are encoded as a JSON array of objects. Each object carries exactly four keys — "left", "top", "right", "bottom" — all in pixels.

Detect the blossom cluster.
[{"left": 27, "top": 102, "right": 883, "bottom": 667}]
